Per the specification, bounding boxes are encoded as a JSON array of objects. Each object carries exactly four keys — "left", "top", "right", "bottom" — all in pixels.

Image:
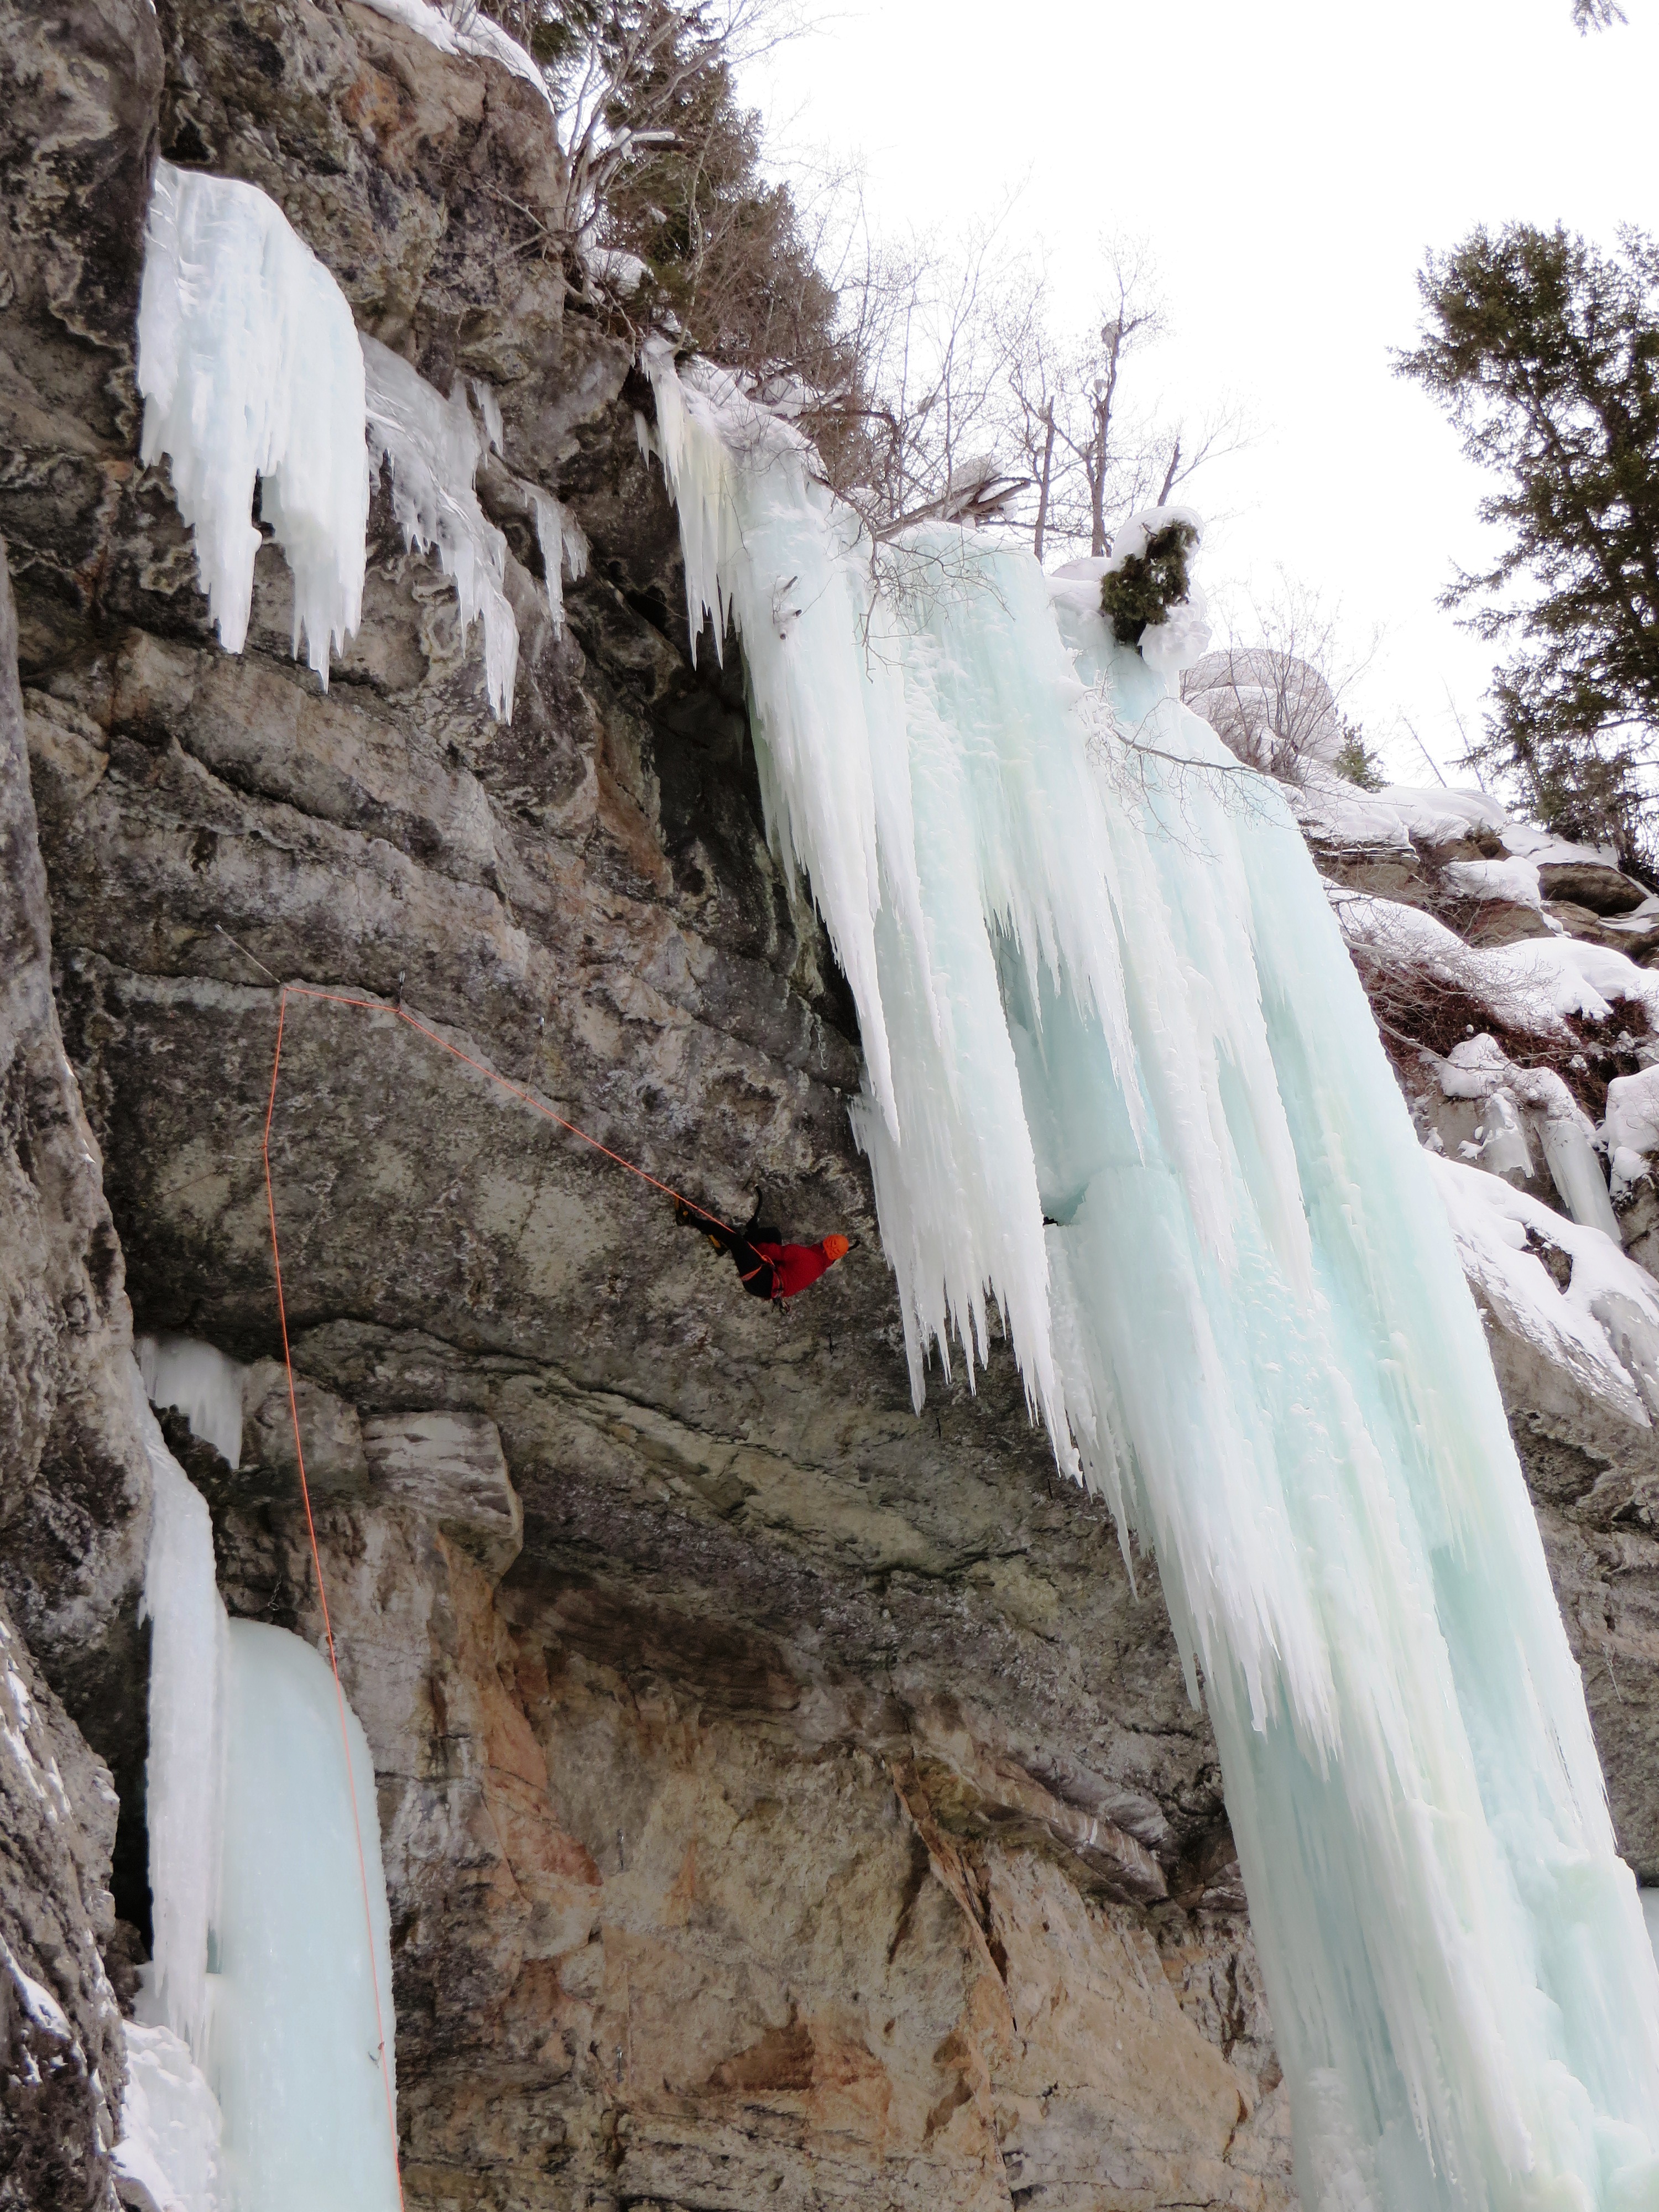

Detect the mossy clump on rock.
[{"left": 1100, "top": 518, "right": 1200, "bottom": 646}]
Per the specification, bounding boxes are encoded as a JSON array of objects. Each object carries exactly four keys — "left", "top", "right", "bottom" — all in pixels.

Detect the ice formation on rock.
[
  {"left": 137, "top": 1335, "right": 247, "bottom": 1472},
  {"left": 1436, "top": 1037, "right": 1624, "bottom": 1241},
  {"left": 644, "top": 349, "right": 1659, "bottom": 2208},
  {"left": 363, "top": 333, "right": 519, "bottom": 719},
  {"left": 137, "top": 164, "right": 368, "bottom": 685},
  {"left": 213, "top": 1623, "right": 400, "bottom": 2212},
  {"left": 471, "top": 376, "right": 505, "bottom": 456},
  {"left": 529, "top": 487, "right": 589, "bottom": 632},
  {"left": 134, "top": 1374, "right": 228, "bottom": 2063},
  {"left": 129, "top": 1362, "right": 399, "bottom": 2212}
]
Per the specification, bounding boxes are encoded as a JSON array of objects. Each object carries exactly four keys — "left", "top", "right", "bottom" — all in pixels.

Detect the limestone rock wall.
[
  {"left": 0, "top": 534, "right": 151, "bottom": 1773},
  {"left": 0, "top": 0, "right": 1292, "bottom": 2205},
  {"left": 0, "top": 1592, "right": 126, "bottom": 2212},
  {"left": 0, "top": 514, "right": 150, "bottom": 2197}
]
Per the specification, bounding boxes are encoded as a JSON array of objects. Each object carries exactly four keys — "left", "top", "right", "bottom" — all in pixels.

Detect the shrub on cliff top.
[{"left": 1099, "top": 518, "right": 1198, "bottom": 646}]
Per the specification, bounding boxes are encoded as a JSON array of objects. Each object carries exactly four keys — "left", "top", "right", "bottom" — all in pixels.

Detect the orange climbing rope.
[{"left": 260, "top": 982, "right": 733, "bottom": 2196}]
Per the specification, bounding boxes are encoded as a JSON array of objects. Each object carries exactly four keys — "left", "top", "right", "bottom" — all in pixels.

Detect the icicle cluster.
[
  {"left": 137, "top": 1334, "right": 247, "bottom": 1471},
  {"left": 136, "top": 163, "right": 368, "bottom": 684},
  {"left": 137, "top": 169, "right": 556, "bottom": 725},
  {"left": 644, "top": 348, "right": 1659, "bottom": 2209},
  {"left": 135, "top": 1374, "right": 229, "bottom": 2064},
  {"left": 363, "top": 333, "right": 520, "bottom": 719},
  {"left": 529, "top": 487, "right": 590, "bottom": 633},
  {"left": 127, "top": 1354, "right": 400, "bottom": 2212}
]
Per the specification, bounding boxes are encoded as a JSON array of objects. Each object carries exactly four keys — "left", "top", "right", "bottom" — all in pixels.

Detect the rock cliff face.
[
  {"left": 0, "top": 1, "right": 1290, "bottom": 2204},
  {"left": 0, "top": 521, "right": 151, "bottom": 2205},
  {"left": 0, "top": 3, "right": 1656, "bottom": 2209}
]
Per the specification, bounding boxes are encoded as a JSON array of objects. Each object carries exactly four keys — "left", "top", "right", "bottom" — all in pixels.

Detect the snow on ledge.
[
  {"left": 1295, "top": 764, "right": 1630, "bottom": 884},
  {"left": 1430, "top": 1150, "right": 1659, "bottom": 1427},
  {"left": 349, "top": 0, "right": 554, "bottom": 107},
  {"left": 1332, "top": 883, "right": 1659, "bottom": 1039},
  {"left": 1606, "top": 1066, "right": 1659, "bottom": 1163}
]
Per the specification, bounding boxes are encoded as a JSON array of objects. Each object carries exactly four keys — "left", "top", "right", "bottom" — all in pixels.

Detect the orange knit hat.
[{"left": 822, "top": 1234, "right": 851, "bottom": 1262}]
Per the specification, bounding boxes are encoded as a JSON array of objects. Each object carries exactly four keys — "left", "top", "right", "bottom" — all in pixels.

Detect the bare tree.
[
  {"left": 1061, "top": 242, "right": 1165, "bottom": 557},
  {"left": 1004, "top": 306, "right": 1067, "bottom": 562},
  {"left": 1002, "top": 242, "right": 1247, "bottom": 563},
  {"left": 1182, "top": 572, "right": 1380, "bottom": 784},
  {"left": 797, "top": 201, "right": 1043, "bottom": 538},
  {"left": 1573, "top": 0, "right": 1626, "bottom": 27}
]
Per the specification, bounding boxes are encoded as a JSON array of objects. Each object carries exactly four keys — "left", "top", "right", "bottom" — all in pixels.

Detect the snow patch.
[
  {"left": 1295, "top": 763, "right": 1631, "bottom": 888},
  {"left": 1332, "top": 884, "right": 1659, "bottom": 1040},
  {"left": 584, "top": 246, "right": 649, "bottom": 295},
  {"left": 1442, "top": 853, "right": 1552, "bottom": 916},
  {"left": 1102, "top": 503, "right": 1203, "bottom": 572},
  {"left": 7, "top": 1951, "right": 71, "bottom": 2041},
  {"left": 349, "top": 0, "right": 553, "bottom": 107},
  {"left": 114, "top": 2022, "right": 225, "bottom": 2212},
  {"left": 1604, "top": 1065, "right": 1659, "bottom": 1162},
  {"left": 1429, "top": 1151, "right": 1659, "bottom": 1424}
]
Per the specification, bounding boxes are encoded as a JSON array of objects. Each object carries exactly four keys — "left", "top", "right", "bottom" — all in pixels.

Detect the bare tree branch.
[{"left": 1182, "top": 571, "right": 1380, "bottom": 784}]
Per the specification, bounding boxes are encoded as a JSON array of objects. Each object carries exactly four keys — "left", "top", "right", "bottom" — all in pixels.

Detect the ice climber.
[{"left": 676, "top": 1193, "right": 851, "bottom": 1303}]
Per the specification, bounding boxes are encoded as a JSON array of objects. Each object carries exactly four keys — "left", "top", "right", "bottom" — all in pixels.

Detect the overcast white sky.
[{"left": 747, "top": 0, "right": 1659, "bottom": 783}]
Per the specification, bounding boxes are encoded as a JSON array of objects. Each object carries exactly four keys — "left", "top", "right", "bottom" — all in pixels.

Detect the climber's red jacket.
[
  {"left": 677, "top": 1197, "right": 850, "bottom": 1302},
  {"left": 746, "top": 1236, "right": 850, "bottom": 1301}
]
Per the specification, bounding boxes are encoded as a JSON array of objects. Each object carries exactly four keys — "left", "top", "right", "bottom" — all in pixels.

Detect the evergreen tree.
[
  {"left": 1099, "top": 518, "right": 1197, "bottom": 645},
  {"left": 480, "top": 0, "right": 848, "bottom": 399},
  {"left": 1332, "top": 722, "right": 1385, "bottom": 792},
  {"left": 1399, "top": 223, "right": 1659, "bottom": 875}
]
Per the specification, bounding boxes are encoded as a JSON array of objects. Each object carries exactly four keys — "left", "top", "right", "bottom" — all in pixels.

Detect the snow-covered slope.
[{"left": 1273, "top": 757, "right": 1659, "bottom": 1426}]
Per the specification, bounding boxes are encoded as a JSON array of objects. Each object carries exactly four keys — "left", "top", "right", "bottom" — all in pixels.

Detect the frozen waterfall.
[
  {"left": 212, "top": 1623, "right": 400, "bottom": 2212},
  {"left": 126, "top": 1363, "right": 401, "bottom": 2212},
  {"left": 645, "top": 353, "right": 1659, "bottom": 2209},
  {"left": 137, "top": 1334, "right": 247, "bottom": 1473}
]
